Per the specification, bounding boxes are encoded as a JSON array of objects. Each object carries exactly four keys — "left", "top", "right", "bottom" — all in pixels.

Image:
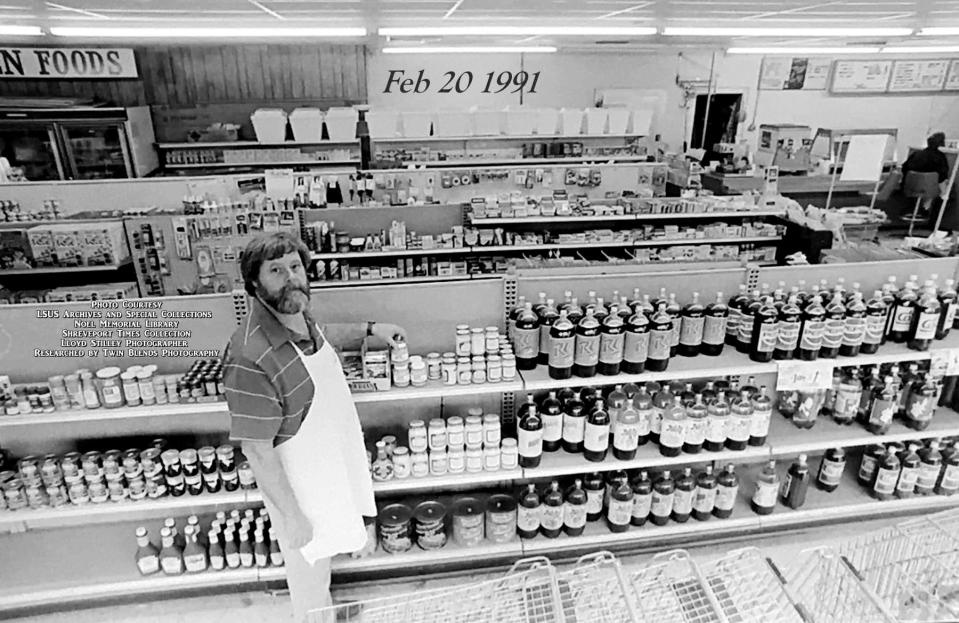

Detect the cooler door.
[
  {"left": 0, "top": 123, "right": 65, "bottom": 181},
  {"left": 58, "top": 122, "right": 132, "bottom": 180}
]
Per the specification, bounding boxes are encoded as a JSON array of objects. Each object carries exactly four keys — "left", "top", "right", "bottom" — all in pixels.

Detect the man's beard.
[{"left": 258, "top": 282, "right": 310, "bottom": 314}]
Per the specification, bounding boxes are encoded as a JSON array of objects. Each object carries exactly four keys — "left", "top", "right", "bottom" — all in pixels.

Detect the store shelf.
[
  {"left": 351, "top": 376, "right": 523, "bottom": 404},
  {"left": 371, "top": 469, "right": 522, "bottom": 495},
  {"left": 373, "top": 133, "right": 644, "bottom": 143},
  {"left": 157, "top": 141, "right": 359, "bottom": 149},
  {"left": 311, "top": 247, "right": 473, "bottom": 260},
  {"left": 165, "top": 160, "right": 360, "bottom": 169},
  {"left": 0, "top": 400, "right": 228, "bottom": 429},
  {"left": 469, "top": 210, "right": 786, "bottom": 226},
  {"left": 0, "top": 261, "right": 131, "bottom": 277},
  {"left": 312, "top": 275, "right": 472, "bottom": 288},
  {"left": 399, "top": 156, "right": 651, "bottom": 167}
]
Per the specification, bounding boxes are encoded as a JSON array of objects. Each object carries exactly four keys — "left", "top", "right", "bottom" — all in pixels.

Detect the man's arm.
[
  {"left": 241, "top": 440, "right": 312, "bottom": 548},
  {"left": 321, "top": 321, "right": 408, "bottom": 349}
]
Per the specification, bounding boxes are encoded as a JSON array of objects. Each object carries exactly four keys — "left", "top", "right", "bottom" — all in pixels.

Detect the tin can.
[
  {"left": 378, "top": 503, "right": 413, "bottom": 554},
  {"left": 238, "top": 462, "right": 257, "bottom": 490},
  {"left": 452, "top": 497, "right": 485, "bottom": 547},
  {"left": 413, "top": 501, "right": 447, "bottom": 550},
  {"left": 486, "top": 494, "right": 518, "bottom": 544}
]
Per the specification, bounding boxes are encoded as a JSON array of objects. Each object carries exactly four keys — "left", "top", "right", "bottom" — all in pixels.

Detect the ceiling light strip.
[
  {"left": 881, "top": 46, "right": 959, "bottom": 54},
  {"left": 49, "top": 26, "right": 366, "bottom": 38},
  {"left": 382, "top": 46, "right": 557, "bottom": 54},
  {"left": 666, "top": 27, "right": 913, "bottom": 37},
  {"left": 0, "top": 25, "right": 44, "bottom": 36},
  {"left": 378, "top": 26, "right": 656, "bottom": 36}
]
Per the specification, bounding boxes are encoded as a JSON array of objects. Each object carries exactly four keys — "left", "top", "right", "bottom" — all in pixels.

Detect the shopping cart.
[
  {"left": 554, "top": 551, "right": 637, "bottom": 623},
  {"left": 623, "top": 549, "right": 729, "bottom": 623},
  {"left": 697, "top": 548, "right": 805, "bottom": 623}
]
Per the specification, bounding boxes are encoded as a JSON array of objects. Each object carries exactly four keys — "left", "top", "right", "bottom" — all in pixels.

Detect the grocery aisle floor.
[{"left": 10, "top": 516, "right": 904, "bottom": 623}]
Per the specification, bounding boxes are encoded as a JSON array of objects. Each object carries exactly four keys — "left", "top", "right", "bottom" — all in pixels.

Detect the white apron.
[{"left": 278, "top": 331, "right": 376, "bottom": 565}]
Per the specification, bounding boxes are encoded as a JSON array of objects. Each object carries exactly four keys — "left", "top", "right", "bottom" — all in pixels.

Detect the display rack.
[
  {"left": 156, "top": 141, "right": 362, "bottom": 171},
  {"left": 469, "top": 209, "right": 786, "bottom": 226}
]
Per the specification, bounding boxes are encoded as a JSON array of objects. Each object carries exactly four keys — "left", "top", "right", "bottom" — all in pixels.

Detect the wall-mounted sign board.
[
  {"left": 830, "top": 60, "right": 893, "bottom": 93},
  {"left": 760, "top": 57, "right": 831, "bottom": 90},
  {"left": 0, "top": 47, "right": 137, "bottom": 79},
  {"left": 945, "top": 60, "right": 959, "bottom": 91},
  {"left": 889, "top": 59, "right": 950, "bottom": 92}
]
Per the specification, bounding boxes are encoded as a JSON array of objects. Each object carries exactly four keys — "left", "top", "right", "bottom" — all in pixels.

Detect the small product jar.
[
  {"left": 409, "top": 356, "right": 428, "bottom": 387},
  {"left": 393, "top": 359, "right": 411, "bottom": 388},
  {"left": 393, "top": 447, "right": 412, "bottom": 479},
  {"left": 411, "top": 451, "right": 429, "bottom": 478},
  {"left": 483, "top": 414, "right": 502, "bottom": 448},
  {"left": 501, "top": 354, "right": 517, "bottom": 381},
  {"left": 465, "top": 415, "right": 484, "bottom": 448},
  {"left": 429, "top": 448, "right": 448, "bottom": 476},
  {"left": 48, "top": 376, "right": 70, "bottom": 410},
  {"left": 484, "top": 446, "right": 501, "bottom": 472},
  {"left": 446, "top": 416, "right": 465, "bottom": 449},
  {"left": 426, "top": 353, "right": 442, "bottom": 381},
  {"left": 465, "top": 447, "right": 484, "bottom": 473},
  {"left": 441, "top": 354, "right": 457, "bottom": 386},
  {"left": 500, "top": 438, "right": 519, "bottom": 470},
  {"left": 95, "top": 367, "right": 123, "bottom": 409},
  {"left": 455, "top": 325, "right": 471, "bottom": 357},
  {"left": 38, "top": 388, "right": 54, "bottom": 413},
  {"left": 456, "top": 357, "right": 472, "bottom": 385},
  {"left": 427, "top": 418, "right": 448, "bottom": 452},
  {"left": 448, "top": 447, "right": 466, "bottom": 473},
  {"left": 137, "top": 370, "right": 157, "bottom": 406},
  {"left": 471, "top": 357, "right": 487, "bottom": 384},
  {"left": 64, "top": 374, "right": 83, "bottom": 409},
  {"left": 152, "top": 375, "right": 168, "bottom": 405},
  {"left": 391, "top": 337, "right": 409, "bottom": 362},
  {"left": 485, "top": 327, "right": 500, "bottom": 354},
  {"left": 470, "top": 328, "right": 485, "bottom": 356},
  {"left": 408, "top": 420, "right": 428, "bottom": 454},
  {"left": 120, "top": 371, "right": 141, "bottom": 407},
  {"left": 487, "top": 355, "right": 503, "bottom": 383}
]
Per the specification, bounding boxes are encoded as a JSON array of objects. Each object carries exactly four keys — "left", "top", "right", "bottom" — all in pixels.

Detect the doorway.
[{"left": 691, "top": 93, "right": 743, "bottom": 151}]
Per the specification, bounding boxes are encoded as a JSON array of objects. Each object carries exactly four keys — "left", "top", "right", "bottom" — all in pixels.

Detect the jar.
[
  {"left": 466, "top": 447, "right": 484, "bottom": 473},
  {"left": 487, "top": 355, "right": 503, "bottom": 383},
  {"left": 426, "top": 353, "right": 442, "bottom": 381},
  {"left": 484, "top": 446, "right": 501, "bottom": 471},
  {"left": 485, "top": 327, "right": 500, "bottom": 354},
  {"left": 64, "top": 374, "right": 83, "bottom": 409},
  {"left": 48, "top": 376, "right": 70, "bottom": 410},
  {"left": 411, "top": 451, "right": 429, "bottom": 478},
  {"left": 455, "top": 357, "right": 471, "bottom": 385},
  {"left": 166, "top": 376, "right": 179, "bottom": 404},
  {"left": 393, "top": 447, "right": 411, "bottom": 479},
  {"left": 80, "top": 371, "right": 100, "bottom": 409},
  {"left": 501, "top": 354, "right": 517, "bottom": 381},
  {"left": 3, "top": 478, "right": 26, "bottom": 510},
  {"left": 448, "top": 447, "right": 466, "bottom": 473},
  {"left": 28, "top": 386, "right": 42, "bottom": 413},
  {"left": 428, "top": 418, "right": 447, "bottom": 451},
  {"left": 501, "top": 438, "right": 519, "bottom": 470},
  {"left": 413, "top": 501, "right": 447, "bottom": 551},
  {"left": 409, "top": 356, "right": 428, "bottom": 387},
  {"left": 153, "top": 376, "right": 168, "bottom": 405},
  {"left": 455, "top": 325, "right": 471, "bottom": 357},
  {"left": 486, "top": 494, "right": 518, "bottom": 544},
  {"left": 391, "top": 337, "right": 409, "bottom": 362},
  {"left": 483, "top": 414, "right": 502, "bottom": 447},
  {"left": 408, "top": 420, "right": 429, "bottom": 454},
  {"left": 381, "top": 435, "right": 397, "bottom": 457},
  {"left": 446, "top": 416, "right": 465, "bottom": 449},
  {"left": 14, "top": 388, "right": 30, "bottom": 414},
  {"left": 38, "top": 388, "right": 53, "bottom": 413},
  {"left": 470, "top": 328, "right": 486, "bottom": 356},
  {"left": 133, "top": 370, "right": 154, "bottom": 406},
  {"left": 430, "top": 449, "right": 448, "bottom": 475},
  {"left": 471, "top": 358, "right": 487, "bottom": 384},
  {"left": 121, "top": 371, "right": 141, "bottom": 407},
  {"left": 378, "top": 503, "right": 413, "bottom": 554},
  {"left": 452, "top": 497, "right": 484, "bottom": 547},
  {"left": 95, "top": 367, "right": 123, "bottom": 408},
  {"left": 465, "top": 415, "right": 484, "bottom": 448},
  {"left": 441, "top": 354, "right": 457, "bottom": 386},
  {"left": 393, "top": 359, "right": 411, "bottom": 388}
]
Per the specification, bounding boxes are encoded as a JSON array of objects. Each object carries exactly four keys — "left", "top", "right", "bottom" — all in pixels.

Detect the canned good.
[
  {"left": 413, "top": 501, "right": 447, "bottom": 550},
  {"left": 378, "top": 503, "right": 413, "bottom": 554},
  {"left": 486, "top": 494, "right": 518, "bottom": 544},
  {"left": 452, "top": 497, "right": 485, "bottom": 547}
]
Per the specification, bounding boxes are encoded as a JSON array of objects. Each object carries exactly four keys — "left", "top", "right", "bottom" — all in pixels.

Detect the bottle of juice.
[
  {"left": 613, "top": 397, "right": 641, "bottom": 460},
  {"left": 714, "top": 465, "right": 739, "bottom": 519},
  {"left": 817, "top": 447, "right": 846, "bottom": 493},
  {"left": 650, "top": 471, "right": 675, "bottom": 526},
  {"left": 693, "top": 465, "right": 717, "bottom": 521},
  {"left": 517, "top": 483, "right": 542, "bottom": 539},
  {"left": 861, "top": 290, "right": 887, "bottom": 355},
  {"left": 563, "top": 479, "right": 588, "bottom": 537},
  {"left": 751, "top": 461, "right": 780, "bottom": 515},
  {"left": 630, "top": 470, "right": 653, "bottom": 526},
  {"left": 672, "top": 467, "right": 695, "bottom": 523},
  {"left": 781, "top": 454, "right": 810, "bottom": 509}
]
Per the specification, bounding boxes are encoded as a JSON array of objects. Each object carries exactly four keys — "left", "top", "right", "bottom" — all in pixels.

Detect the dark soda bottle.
[
  {"left": 714, "top": 465, "right": 739, "bottom": 519},
  {"left": 573, "top": 308, "right": 601, "bottom": 378},
  {"left": 817, "top": 447, "right": 846, "bottom": 492},
  {"left": 916, "top": 440, "right": 943, "bottom": 496},
  {"left": 598, "top": 306, "right": 626, "bottom": 376},
  {"left": 866, "top": 376, "right": 897, "bottom": 435},
  {"left": 563, "top": 479, "right": 588, "bottom": 537},
  {"left": 567, "top": 297, "right": 584, "bottom": 326},
  {"left": 781, "top": 454, "right": 810, "bottom": 509},
  {"left": 701, "top": 291, "right": 728, "bottom": 356},
  {"left": 583, "top": 399, "right": 611, "bottom": 463},
  {"left": 908, "top": 281, "right": 941, "bottom": 351},
  {"left": 861, "top": 290, "right": 887, "bottom": 355},
  {"left": 678, "top": 292, "right": 705, "bottom": 357},
  {"left": 630, "top": 470, "right": 653, "bottom": 526},
  {"left": 517, "top": 484, "right": 541, "bottom": 539},
  {"left": 540, "top": 481, "right": 564, "bottom": 538},
  {"left": 692, "top": 465, "right": 717, "bottom": 521},
  {"left": 513, "top": 302, "right": 540, "bottom": 370},
  {"left": 583, "top": 472, "right": 605, "bottom": 522},
  {"left": 659, "top": 396, "right": 687, "bottom": 458},
  {"left": 561, "top": 391, "right": 586, "bottom": 453},
  {"left": 840, "top": 292, "right": 867, "bottom": 357},
  {"left": 725, "top": 286, "right": 748, "bottom": 346},
  {"left": 936, "top": 441, "right": 959, "bottom": 495},
  {"left": 798, "top": 295, "right": 826, "bottom": 360},
  {"left": 896, "top": 444, "right": 921, "bottom": 499},
  {"left": 622, "top": 307, "right": 650, "bottom": 374},
  {"left": 937, "top": 279, "right": 958, "bottom": 340},
  {"left": 646, "top": 303, "right": 672, "bottom": 372},
  {"left": 517, "top": 405, "right": 543, "bottom": 469},
  {"left": 540, "top": 391, "right": 563, "bottom": 453},
  {"left": 873, "top": 447, "right": 901, "bottom": 501},
  {"left": 774, "top": 295, "right": 802, "bottom": 360},
  {"left": 819, "top": 294, "right": 846, "bottom": 359},
  {"left": 888, "top": 281, "right": 918, "bottom": 343},
  {"left": 737, "top": 291, "right": 761, "bottom": 354},
  {"left": 650, "top": 471, "right": 675, "bottom": 526},
  {"left": 672, "top": 467, "right": 695, "bottom": 523},
  {"left": 751, "top": 461, "right": 779, "bottom": 515},
  {"left": 547, "top": 310, "right": 575, "bottom": 380},
  {"left": 666, "top": 293, "right": 682, "bottom": 357},
  {"left": 607, "top": 482, "right": 634, "bottom": 533},
  {"left": 750, "top": 296, "right": 778, "bottom": 363},
  {"left": 749, "top": 386, "right": 773, "bottom": 447},
  {"left": 537, "top": 299, "right": 559, "bottom": 366},
  {"left": 858, "top": 444, "right": 885, "bottom": 488}
]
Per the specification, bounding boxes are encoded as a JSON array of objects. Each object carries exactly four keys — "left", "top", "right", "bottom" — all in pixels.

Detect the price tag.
[
  {"left": 776, "top": 360, "right": 834, "bottom": 392},
  {"left": 930, "top": 348, "right": 959, "bottom": 378}
]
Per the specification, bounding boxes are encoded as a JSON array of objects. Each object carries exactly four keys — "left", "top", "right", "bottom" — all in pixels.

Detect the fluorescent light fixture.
[
  {"left": 727, "top": 47, "right": 880, "bottom": 55},
  {"left": 0, "top": 25, "right": 43, "bottom": 36},
  {"left": 882, "top": 45, "right": 959, "bottom": 54},
  {"left": 665, "top": 27, "right": 913, "bottom": 37},
  {"left": 918, "top": 27, "right": 959, "bottom": 36},
  {"left": 49, "top": 26, "right": 366, "bottom": 38},
  {"left": 378, "top": 26, "right": 656, "bottom": 36},
  {"left": 383, "top": 46, "right": 557, "bottom": 54}
]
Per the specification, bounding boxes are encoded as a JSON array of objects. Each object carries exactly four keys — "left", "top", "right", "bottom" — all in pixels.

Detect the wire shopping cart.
[
  {"left": 697, "top": 547, "right": 805, "bottom": 623},
  {"left": 623, "top": 549, "right": 730, "bottom": 623}
]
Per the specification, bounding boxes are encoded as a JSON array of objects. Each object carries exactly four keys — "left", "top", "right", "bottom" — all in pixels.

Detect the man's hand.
[
  {"left": 284, "top": 508, "right": 314, "bottom": 549},
  {"left": 371, "top": 322, "right": 408, "bottom": 348}
]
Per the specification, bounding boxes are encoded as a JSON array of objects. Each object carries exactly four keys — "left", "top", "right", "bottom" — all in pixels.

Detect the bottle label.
[
  {"left": 585, "top": 488, "right": 603, "bottom": 515},
  {"left": 636, "top": 410, "right": 651, "bottom": 436},
  {"left": 945, "top": 303, "right": 958, "bottom": 330},
  {"left": 706, "top": 415, "right": 727, "bottom": 443},
  {"left": 563, "top": 415, "right": 586, "bottom": 444},
  {"left": 549, "top": 336, "right": 575, "bottom": 368},
  {"left": 517, "top": 427, "right": 544, "bottom": 458},
  {"left": 750, "top": 409, "right": 771, "bottom": 438},
  {"left": 859, "top": 454, "right": 879, "bottom": 481},
  {"left": 514, "top": 327, "right": 539, "bottom": 359},
  {"left": 632, "top": 492, "right": 652, "bottom": 520},
  {"left": 541, "top": 505, "right": 564, "bottom": 530},
  {"left": 226, "top": 552, "right": 240, "bottom": 568},
  {"left": 776, "top": 320, "right": 801, "bottom": 351},
  {"left": 799, "top": 319, "right": 824, "bottom": 350},
  {"left": 874, "top": 467, "right": 899, "bottom": 494},
  {"left": 780, "top": 474, "right": 793, "bottom": 500},
  {"left": 670, "top": 321, "right": 681, "bottom": 348},
  {"left": 137, "top": 556, "right": 160, "bottom": 575},
  {"left": 584, "top": 423, "right": 610, "bottom": 452},
  {"left": 608, "top": 499, "right": 632, "bottom": 526},
  {"left": 161, "top": 557, "right": 183, "bottom": 575},
  {"left": 517, "top": 505, "right": 542, "bottom": 532},
  {"left": 752, "top": 481, "right": 778, "bottom": 508},
  {"left": 914, "top": 311, "right": 939, "bottom": 340},
  {"left": 210, "top": 554, "right": 225, "bottom": 570},
  {"left": 941, "top": 465, "right": 959, "bottom": 491},
  {"left": 648, "top": 328, "right": 671, "bottom": 360},
  {"left": 679, "top": 316, "right": 705, "bottom": 347},
  {"left": 613, "top": 421, "right": 640, "bottom": 452},
  {"left": 897, "top": 466, "right": 919, "bottom": 492},
  {"left": 539, "top": 325, "right": 551, "bottom": 355},
  {"left": 623, "top": 330, "right": 650, "bottom": 364},
  {"left": 715, "top": 484, "right": 738, "bottom": 511},
  {"left": 864, "top": 313, "right": 885, "bottom": 345},
  {"left": 543, "top": 413, "right": 564, "bottom": 443},
  {"left": 737, "top": 316, "right": 753, "bottom": 345},
  {"left": 821, "top": 317, "right": 843, "bottom": 348},
  {"left": 694, "top": 486, "right": 717, "bottom": 513},
  {"left": 650, "top": 407, "right": 663, "bottom": 434},
  {"left": 660, "top": 419, "right": 686, "bottom": 449},
  {"left": 726, "top": 308, "right": 740, "bottom": 337},
  {"left": 184, "top": 554, "right": 207, "bottom": 573},
  {"left": 651, "top": 491, "right": 674, "bottom": 517},
  {"left": 834, "top": 386, "right": 862, "bottom": 420},
  {"left": 891, "top": 306, "right": 915, "bottom": 332},
  {"left": 818, "top": 460, "right": 845, "bottom": 487},
  {"left": 755, "top": 320, "right": 778, "bottom": 353},
  {"left": 917, "top": 463, "right": 941, "bottom": 490},
  {"left": 908, "top": 394, "right": 935, "bottom": 423},
  {"left": 599, "top": 332, "right": 626, "bottom": 364},
  {"left": 684, "top": 418, "right": 706, "bottom": 446},
  {"left": 270, "top": 552, "right": 284, "bottom": 567},
  {"left": 673, "top": 489, "right": 693, "bottom": 515},
  {"left": 727, "top": 415, "right": 751, "bottom": 442},
  {"left": 703, "top": 315, "right": 727, "bottom": 346},
  {"left": 574, "top": 333, "right": 601, "bottom": 366},
  {"left": 842, "top": 316, "right": 866, "bottom": 346},
  {"left": 240, "top": 552, "right": 253, "bottom": 567},
  {"left": 563, "top": 502, "right": 587, "bottom": 529},
  {"left": 869, "top": 399, "right": 896, "bottom": 427}
]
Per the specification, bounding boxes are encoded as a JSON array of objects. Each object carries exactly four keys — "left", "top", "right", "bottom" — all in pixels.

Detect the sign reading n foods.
[{"left": 0, "top": 47, "right": 138, "bottom": 79}]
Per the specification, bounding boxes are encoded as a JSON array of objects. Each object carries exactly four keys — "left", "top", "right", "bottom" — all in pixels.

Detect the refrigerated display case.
[{"left": 0, "top": 104, "right": 158, "bottom": 181}]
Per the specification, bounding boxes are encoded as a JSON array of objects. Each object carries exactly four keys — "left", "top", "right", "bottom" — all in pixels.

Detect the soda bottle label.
[
  {"left": 755, "top": 320, "right": 778, "bottom": 353},
  {"left": 891, "top": 305, "right": 915, "bottom": 333},
  {"left": 714, "top": 483, "right": 738, "bottom": 511},
  {"left": 517, "top": 427, "right": 544, "bottom": 458},
  {"left": 632, "top": 492, "right": 652, "bottom": 520},
  {"left": 574, "top": 332, "right": 600, "bottom": 366},
  {"left": 859, "top": 454, "right": 880, "bottom": 482},
  {"left": 599, "top": 331, "right": 625, "bottom": 364},
  {"left": 869, "top": 399, "right": 896, "bottom": 427},
  {"left": 650, "top": 407, "right": 663, "bottom": 434},
  {"left": 752, "top": 480, "right": 778, "bottom": 508},
  {"left": 913, "top": 311, "right": 939, "bottom": 340},
  {"left": 648, "top": 328, "right": 671, "bottom": 360},
  {"left": 750, "top": 409, "right": 771, "bottom": 438},
  {"left": 670, "top": 322, "right": 681, "bottom": 348},
  {"left": 706, "top": 415, "right": 727, "bottom": 443},
  {"left": 608, "top": 499, "right": 633, "bottom": 526},
  {"left": 873, "top": 466, "right": 899, "bottom": 495},
  {"left": 623, "top": 330, "right": 650, "bottom": 364},
  {"left": 660, "top": 419, "right": 686, "bottom": 449},
  {"left": 737, "top": 315, "right": 753, "bottom": 345},
  {"left": 897, "top": 466, "right": 919, "bottom": 492},
  {"left": 863, "top": 313, "right": 885, "bottom": 345},
  {"left": 636, "top": 409, "right": 651, "bottom": 436},
  {"left": 673, "top": 489, "right": 693, "bottom": 514},
  {"left": 585, "top": 488, "right": 603, "bottom": 515},
  {"left": 945, "top": 302, "right": 958, "bottom": 329},
  {"left": 799, "top": 319, "right": 824, "bottom": 350},
  {"left": 563, "top": 502, "right": 587, "bottom": 529},
  {"left": 543, "top": 413, "right": 563, "bottom": 443},
  {"left": 651, "top": 491, "right": 674, "bottom": 517},
  {"left": 538, "top": 325, "right": 552, "bottom": 355},
  {"left": 541, "top": 504, "right": 564, "bottom": 530},
  {"left": 685, "top": 418, "right": 706, "bottom": 446},
  {"left": 917, "top": 464, "right": 941, "bottom": 490},
  {"left": 907, "top": 394, "right": 935, "bottom": 423},
  {"left": 694, "top": 486, "right": 717, "bottom": 513},
  {"left": 584, "top": 422, "right": 610, "bottom": 453},
  {"left": 818, "top": 460, "right": 845, "bottom": 487},
  {"left": 727, "top": 415, "right": 751, "bottom": 442},
  {"left": 822, "top": 317, "right": 843, "bottom": 348},
  {"left": 842, "top": 316, "right": 866, "bottom": 346},
  {"left": 779, "top": 474, "right": 793, "bottom": 500},
  {"left": 514, "top": 327, "right": 539, "bottom": 359},
  {"left": 549, "top": 336, "right": 575, "bottom": 368},
  {"left": 940, "top": 465, "right": 959, "bottom": 491},
  {"left": 517, "top": 505, "right": 542, "bottom": 532},
  {"left": 776, "top": 319, "right": 800, "bottom": 351},
  {"left": 834, "top": 386, "right": 862, "bottom": 420},
  {"left": 613, "top": 422, "right": 640, "bottom": 452},
  {"left": 679, "top": 316, "right": 705, "bottom": 346},
  {"left": 726, "top": 308, "right": 740, "bottom": 339},
  {"left": 562, "top": 416, "right": 585, "bottom": 444},
  {"left": 703, "top": 315, "right": 727, "bottom": 345}
]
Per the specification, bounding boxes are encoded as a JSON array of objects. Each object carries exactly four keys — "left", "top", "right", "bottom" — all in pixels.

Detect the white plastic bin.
[
  {"left": 559, "top": 108, "right": 584, "bottom": 135},
  {"left": 289, "top": 108, "right": 324, "bottom": 142},
  {"left": 504, "top": 108, "right": 538, "bottom": 136},
  {"left": 534, "top": 108, "right": 560, "bottom": 135},
  {"left": 607, "top": 108, "right": 630, "bottom": 135},
  {"left": 366, "top": 110, "right": 400, "bottom": 139},
  {"left": 251, "top": 108, "right": 289, "bottom": 143},
  {"left": 401, "top": 111, "right": 434, "bottom": 138},
  {"left": 324, "top": 107, "right": 358, "bottom": 142},
  {"left": 472, "top": 109, "right": 504, "bottom": 136},
  {"left": 435, "top": 110, "right": 472, "bottom": 137},
  {"left": 630, "top": 109, "right": 654, "bottom": 135},
  {"left": 585, "top": 108, "right": 608, "bottom": 135}
]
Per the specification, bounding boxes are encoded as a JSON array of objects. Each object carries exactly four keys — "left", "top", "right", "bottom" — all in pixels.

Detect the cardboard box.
[
  {"left": 0, "top": 229, "right": 34, "bottom": 270},
  {"left": 344, "top": 337, "right": 391, "bottom": 393}
]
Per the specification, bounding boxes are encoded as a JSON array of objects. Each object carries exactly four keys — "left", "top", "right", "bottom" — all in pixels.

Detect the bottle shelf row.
[
  {"left": 468, "top": 210, "right": 786, "bottom": 226},
  {"left": 372, "top": 133, "right": 645, "bottom": 143},
  {"left": 4, "top": 409, "right": 958, "bottom": 533}
]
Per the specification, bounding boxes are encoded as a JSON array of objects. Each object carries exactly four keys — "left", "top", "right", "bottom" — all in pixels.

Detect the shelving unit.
[
  {"left": 469, "top": 210, "right": 786, "bottom": 226},
  {"left": 156, "top": 140, "right": 362, "bottom": 171},
  {"left": 372, "top": 133, "right": 645, "bottom": 143},
  {"left": 396, "top": 156, "right": 651, "bottom": 167},
  {"left": 164, "top": 160, "right": 360, "bottom": 169},
  {"left": 0, "top": 260, "right": 132, "bottom": 277}
]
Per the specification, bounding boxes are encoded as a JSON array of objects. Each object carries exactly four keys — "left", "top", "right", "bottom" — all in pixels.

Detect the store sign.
[{"left": 0, "top": 47, "right": 137, "bottom": 79}]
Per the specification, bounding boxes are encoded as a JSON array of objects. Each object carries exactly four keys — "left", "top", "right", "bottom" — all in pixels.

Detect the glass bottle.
[
  {"left": 908, "top": 282, "right": 941, "bottom": 351},
  {"left": 819, "top": 294, "right": 846, "bottom": 359},
  {"left": 607, "top": 482, "right": 634, "bottom": 533},
  {"left": 547, "top": 310, "right": 575, "bottom": 380},
  {"left": 889, "top": 281, "right": 918, "bottom": 343},
  {"left": 701, "top": 291, "right": 728, "bottom": 357},
  {"left": 561, "top": 391, "right": 586, "bottom": 453},
  {"left": 584, "top": 399, "right": 611, "bottom": 463},
  {"left": 517, "top": 483, "right": 542, "bottom": 540},
  {"left": 135, "top": 527, "right": 160, "bottom": 576},
  {"left": 725, "top": 285, "right": 748, "bottom": 346},
  {"left": 714, "top": 465, "right": 739, "bottom": 519},
  {"left": 774, "top": 295, "right": 802, "bottom": 360},
  {"left": 159, "top": 528, "right": 184, "bottom": 576},
  {"left": 873, "top": 447, "right": 901, "bottom": 501},
  {"left": 916, "top": 440, "right": 943, "bottom": 496},
  {"left": 622, "top": 306, "right": 650, "bottom": 374},
  {"left": 583, "top": 472, "right": 605, "bottom": 522},
  {"left": 936, "top": 279, "right": 958, "bottom": 340},
  {"left": 861, "top": 290, "right": 887, "bottom": 355},
  {"left": 630, "top": 470, "right": 653, "bottom": 526},
  {"left": 540, "top": 481, "right": 564, "bottom": 539},
  {"left": 672, "top": 467, "right": 695, "bottom": 523},
  {"left": 598, "top": 306, "right": 626, "bottom": 376},
  {"left": 208, "top": 530, "right": 225, "bottom": 570},
  {"left": 693, "top": 465, "right": 718, "bottom": 521},
  {"left": 749, "top": 386, "right": 773, "bottom": 447},
  {"left": 737, "top": 290, "right": 761, "bottom": 354},
  {"left": 537, "top": 299, "right": 559, "bottom": 365},
  {"left": 751, "top": 461, "right": 779, "bottom": 516},
  {"left": 659, "top": 396, "right": 687, "bottom": 458},
  {"left": 705, "top": 390, "right": 730, "bottom": 452},
  {"left": 678, "top": 292, "right": 705, "bottom": 357},
  {"left": 781, "top": 454, "right": 810, "bottom": 510},
  {"left": 817, "top": 447, "right": 846, "bottom": 493},
  {"left": 936, "top": 441, "right": 959, "bottom": 495},
  {"left": 798, "top": 295, "right": 826, "bottom": 360},
  {"left": 563, "top": 478, "right": 588, "bottom": 537},
  {"left": 513, "top": 302, "right": 540, "bottom": 370},
  {"left": 726, "top": 390, "right": 753, "bottom": 451},
  {"left": 238, "top": 531, "right": 254, "bottom": 568},
  {"left": 650, "top": 470, "right": 675, "bottom": 526},
  {"left": 646, "top": 303, "right": 673, "bottom": 373},
  {"left": 183, "top": 526, "right": 208, "bottom": 573},
  {"left": 613, "top": 397, "right": 641, "bottom": 460},
  {"left": 573, "top": 308, "right": 601, "bottom": 378},
  {"left": 749, "top": 296, "right": 778, "bottom": 363},
  {"left": 371, "top": 441, "right": 394, "bottom": 482},
  {"left": 517, "top": 404, "right": 543, "bottom": 469},
  {"left": 540, "top": 391, "right": 564, "bottom": 453},
  {"left": 666, "top": 293, "right": 682, "bottom": 357},
  {"left": 895, "top": 444, "right": 921, "bottom": 499},
  {"left": 840, "top": 292, "right": 867, "bottom": 357},
  {"left": 683, "top": 394, "right": 708, "bottom": 454}
]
